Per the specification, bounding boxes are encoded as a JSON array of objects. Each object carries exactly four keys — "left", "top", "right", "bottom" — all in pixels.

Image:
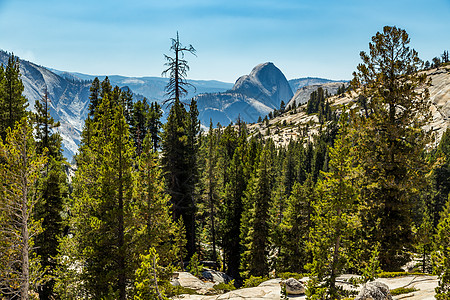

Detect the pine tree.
[
  {"left": 161, "top": 33, "right": 198, "bottom": 259},
  {"left": 241, "top": 143, "right": 274, "bottom": 277},
  {"left": 278, "top": 176, "right": 314, "bottom": 273},
  {"left": 148, "top": 101, "right": 163, "bottom": 152},
  {"left": 131, "top": 137, "right": 182, "bottom": 266},
  {"left": 431, "top": 128, "right": 450, "bottom": 227},
  {"left": 415, "top": 210, "right": 433, "bottom": 273},
  {"left": 218, "top": 125, "right": 248, "bottom": 281},
  {"left": 33, "top": 89, "right": 68, "bottom": 300},
  {"left": 306, "top": 113, "right": 360, "bottom": 299},
  {"left": 121, "top": 88, "right": 134, "bottom": 126},
  {"left": 351, "top": 26, "right": 432, "bottom": 270},
  {"left": 70, "top": 93, "right": 134, "bottom": 299},
  {"left": 0, "top": 54, "right": 28, "bottom": 140},
  {"left": 88, "top": 77, "right": 101, "bottom": 117},
  {"left": 161, "top": 98, "right": 198, "bottom": 258},
  {"left": 0, "top": 118, "right": 47, "bottom": 299},
  {"left": 131, "top": 98, "right": 150, "bottom": 155},
  {"left": 280, "top": 100, "right": 286, "bottom": 113},
  {"left": 205, "top": 120, "right": 218, "bottom": 262},
  {"left": 433, "top": 196, "right": 450, "bottom": 299},
  {"left": 161, "top": 32, "right": 196, "bottom": 106}
]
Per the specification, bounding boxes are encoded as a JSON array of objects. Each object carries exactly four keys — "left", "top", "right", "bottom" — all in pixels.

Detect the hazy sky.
[{"left": 0, "top": 0, "right": 448, "bottom": 82}]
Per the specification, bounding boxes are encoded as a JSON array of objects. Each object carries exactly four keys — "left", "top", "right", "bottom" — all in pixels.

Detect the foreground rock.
[
  {"left": 355, "top": 282, "right": 392, "bottom": 300},
  {"left": 174, "top": 274, "right": 438, "bottom": 300},
  {"left": 177, "top": 278, "right": 282, "bottom": 300},
  {"left": 282, "top": 278, "right": 306, "bottom": 295},
  {"left": 173, "top": 272, "right": 215, "bottom": 295},
  {"left": 202, "top": 269, "right": 233, "bottom": 284}
]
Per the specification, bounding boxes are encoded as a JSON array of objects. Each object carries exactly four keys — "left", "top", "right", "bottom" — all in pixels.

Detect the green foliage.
[
  {"left": 70, "top": 87, "right": 136, "bottom": 299},
  {"left": 306, "top": 111, "right": 361, "bottom": 300},
  {"left": 280, "top": 284, "right": 289, "bottom": 300},
  {"left": 360, "top": 243, "right": 382, "bottom": 283},
  {"left": 241, "top": 143, "right": 274, "bottom": 277},
  {"left": 218, "top": 124, "right": 249, "bottom": 280},
  {"left": 0, "top": 54, "right": 28, "bottom": 140},
  {"left": 0, "top": 117, "right": 47, "bottom": 298},
  {"left": 187, "top": 252, "right": 204, "bottom": 278},
  {"left": 277, "top": 177, "right": 314, "bottom": 273},
  {"left": 134, "top": 247, "right": 172, "bottom": 300},
  {"left": 306, "top": 87, "right": 333, "bottom": 124},
  {"left": 390, "top": 287, "right": 418, "bottom": 296},
  {"left": 433, "top": 196, "right": 450, "bottom": 299},
  {"left": 242, "top": 276, "right": 269, "bottom": 288},
  {"left": 213, "top": 280, "right": 236, "bottom": 292},
  {"left": 351, "top": 25, "right": 432, "bottom": 271},
  {"left": 32, "top": 88, "right": 68, "bottom": 299},
  {"left": 414, "top": 210, "right": 434, "bottom": 273},
  {"left": 377, "top": 271, "right": 429, "bottom": 278},
  {"left": 431, "top": 128, "right": 450, "bottom": 228},
  {"left": 277, "top": 272, "right": 307, "bottom": 280},
  {"left": 161, "top": 97, "right": 199, "bottom": 259}
]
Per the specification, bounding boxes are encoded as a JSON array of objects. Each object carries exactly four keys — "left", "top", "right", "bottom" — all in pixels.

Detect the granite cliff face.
[
  {"left": 287, "top": 81, "right": 348, "bottom": 108},
  {"left": 195, "top": 62, "right": 294, "bottom": 125},
  {"left": 0, "top": 50, "right": 91, "bottom": 160}
]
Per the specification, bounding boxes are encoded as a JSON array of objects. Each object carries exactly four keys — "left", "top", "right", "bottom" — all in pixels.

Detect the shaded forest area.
[{"left": 1, "top": 27, "right": 450, "bottom": 300}]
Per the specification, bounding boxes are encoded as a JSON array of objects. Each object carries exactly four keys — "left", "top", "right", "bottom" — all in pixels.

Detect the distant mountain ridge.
[
  {"left": 1, "top": 50, "right": 346, "bottom": 160},
  {"left": 49, "top": 69, "right": 234, "bottom": 103},
  {"left": 0, "top": 51, "right": 233, "bottom": 160}
]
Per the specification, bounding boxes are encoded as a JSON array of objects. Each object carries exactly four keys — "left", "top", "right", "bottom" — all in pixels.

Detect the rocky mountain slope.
[
  {"left": 287, "top": 81, "right": 348, "bottom": 108},
  {"left": 0, "top": 51, "right": 232, "bottom": 160},
  {"left": 0, "top": 50, "right": 91, "bottom": 160},
  {"left": 195, "top": 62, "right": 294, "bottom": 125},
  {"left": 288, "top": 77, "right": 344, "bottom": 92},
  {"left": 247, "top": 66, "right": 450, "bottom": 146}
]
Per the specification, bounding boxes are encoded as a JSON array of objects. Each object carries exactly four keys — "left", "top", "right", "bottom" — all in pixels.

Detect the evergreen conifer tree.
[
  {"left": 278, "top": 176, "right": 314, "bottom": 273},
  {"left": 161, "top": 33, "right": 198, "bottom": 259},
  {"left": 70, "top": 93, "right": 134, "bottom": 299},
  {"left": 88, "top": 77, "right": 101, "bottom": 118},
  {"left": 351, "top": 26, "right": 432, "bottom": 270},
  {"left": 0, "top": 54, "right": 28, "bottom": 140},
  {"left": 241, "top": 143, "right": 274, "bottom": 277},
  {"left": 434, "top": 196, "right": 450, "bottom": 299},
  {"left": 0, "top": 118, "right": 47, "bottom": 299},
  {"left": 306, "top": 113, "right": 360, "bottom": 299},
  {"left": 33, "top": 89, "right": 68, "bottom": 300}
]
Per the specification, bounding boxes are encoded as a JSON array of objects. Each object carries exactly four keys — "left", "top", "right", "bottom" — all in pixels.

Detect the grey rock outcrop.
[
  {"left": 355, "top": 281, "right": 392, "bottom": 300},
  {"left": 174, "top": 272, "right": 215, "bottom": 295},
  {"left": 281, "top": 277, "right": 306, "bottom": 295},
  {"left": 287, "top": 81, "right": 348, "bottom": 108},
  {"left": 202, "top": 269, "right": 233, "bottom": 284}
]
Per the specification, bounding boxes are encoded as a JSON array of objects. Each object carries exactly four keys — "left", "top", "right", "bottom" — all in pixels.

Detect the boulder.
[
  {"left": 355, "top": 281, "right": 392, "bottom": 300},
  {"left": 174, "top": 271, "right": 215, "bottom": 295},
  {"left": 281, "top": 277, "right": 306, "bottom": 295},
  {"left": 202, "top": 269, "right": 233, "bottom": 284}
]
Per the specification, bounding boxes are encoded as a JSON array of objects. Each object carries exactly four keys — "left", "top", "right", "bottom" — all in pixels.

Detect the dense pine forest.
[{"left": 1, "top": 26, "right": 450, "bottom": 300}]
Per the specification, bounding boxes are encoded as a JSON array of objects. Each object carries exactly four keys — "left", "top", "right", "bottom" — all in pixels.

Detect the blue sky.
[{"left": 0, "top": 0, "right": 449, "bottom": 82}]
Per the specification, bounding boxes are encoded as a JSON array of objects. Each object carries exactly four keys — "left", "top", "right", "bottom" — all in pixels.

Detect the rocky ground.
[{"left": 172, "top": 272, "right": 439, "bottom": 300}]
